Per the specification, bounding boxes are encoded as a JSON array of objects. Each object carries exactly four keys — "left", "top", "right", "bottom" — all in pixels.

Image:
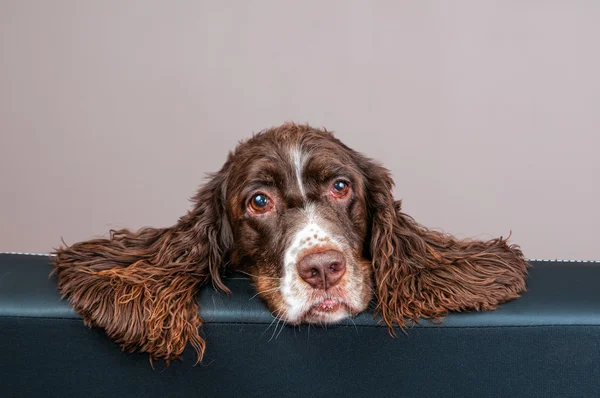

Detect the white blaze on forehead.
[
  {"left": 289, "top": 146, "right": 308, "bottom": 199},
  {"left": 281, "top": 203, "right": 339, "bottom": 321}
]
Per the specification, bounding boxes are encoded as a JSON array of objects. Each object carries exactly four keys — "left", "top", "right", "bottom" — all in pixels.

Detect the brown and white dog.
[{"left": 52, "top": 123, "right": 529, "bottom": 363}]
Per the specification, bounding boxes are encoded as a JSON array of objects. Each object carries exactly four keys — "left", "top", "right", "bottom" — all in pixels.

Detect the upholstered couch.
[{"left": 1, "top": 253, "right": 599, "bottom": 397}]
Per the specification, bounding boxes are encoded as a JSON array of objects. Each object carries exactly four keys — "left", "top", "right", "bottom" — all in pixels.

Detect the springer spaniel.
[{"left": 53, "top": 123, "right": 529, "bottom": 363}]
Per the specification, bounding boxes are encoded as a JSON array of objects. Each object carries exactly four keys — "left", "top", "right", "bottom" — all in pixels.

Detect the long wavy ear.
[
  {"left": 52, "top": 167, "right": 232, "bottom": 364},
  {"left": 357, "top": 156, "right": 529, "bottom": 332}
]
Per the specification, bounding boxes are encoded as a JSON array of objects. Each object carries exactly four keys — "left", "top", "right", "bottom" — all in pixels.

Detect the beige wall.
[{"left": 1, "top": 1, "right": 599, "bottom": 260}]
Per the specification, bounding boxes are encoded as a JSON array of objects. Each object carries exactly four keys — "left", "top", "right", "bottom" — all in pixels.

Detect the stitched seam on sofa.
[
  {"left": 0, "top": 252, "right": 54, "bottom": 256},
  {"left": 526, "top": 258, "right": 600, "bottom": 263}
]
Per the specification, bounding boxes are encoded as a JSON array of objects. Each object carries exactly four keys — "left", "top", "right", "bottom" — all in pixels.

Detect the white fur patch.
[
  {"left": 275, "top": 158, "right": 371, "bottom": 325},
  {"left": 280, "top": 204, "right": 342, "bottom": 321},
  {"left": 289, "top": 146, "right": 308, "bottom": 199}
]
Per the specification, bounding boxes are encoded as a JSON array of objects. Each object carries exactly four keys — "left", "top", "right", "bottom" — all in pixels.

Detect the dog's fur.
[{"left": 52, "top": 123, "right": 529, "bottom": 363}]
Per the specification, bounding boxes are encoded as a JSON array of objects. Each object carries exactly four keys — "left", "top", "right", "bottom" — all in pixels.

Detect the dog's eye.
[
  {"left": 249, "top": 193, "right": 273, "bottom": 214},
  {"left": 331, "top": 180, "right": 350, "bottom": 198}
]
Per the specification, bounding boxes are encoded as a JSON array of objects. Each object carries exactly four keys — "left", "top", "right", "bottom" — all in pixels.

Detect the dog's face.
[{"left": 222, "top": 125, "right": 374, "bottom": 324}]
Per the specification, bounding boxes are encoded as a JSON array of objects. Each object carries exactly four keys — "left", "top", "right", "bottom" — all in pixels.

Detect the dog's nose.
[{"left": 296, "top": 250, "right": 346, "bottom": 290}]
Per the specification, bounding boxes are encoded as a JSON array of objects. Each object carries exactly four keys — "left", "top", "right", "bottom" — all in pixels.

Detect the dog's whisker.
[
  {"left": 235, "top": 270, "right": 282, "bottom": 281},
  {"left": 273, "top": 308, "right": 289, "bottom": 340},
  {"left": 249, "top": 287, "right": 279, "bottom": 301},
  {"left": 261, "top": 309, "right": 283, "bottom": 339},
  {"left": 269, "top": 315, "right": 284, "bottom": 342},
  {"left": 275, "top": 318, "right": 288, "bottom": 340},
  {"left": 349, "top": 316, "right": 359, "bottom": 335}
]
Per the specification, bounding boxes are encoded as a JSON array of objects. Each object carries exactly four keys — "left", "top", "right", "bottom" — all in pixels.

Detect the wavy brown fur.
[
  {"left": 373, "top": 205, "right": 528, "bottom": 330},
  {"left": 360, "top": 157, "right": 529, "bottom": 331},
  {"left": 52, "top": 170, "right": 231, "bottom": 364}
]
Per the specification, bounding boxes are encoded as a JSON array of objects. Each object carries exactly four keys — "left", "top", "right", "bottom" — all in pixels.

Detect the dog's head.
[
  {"left": 217, "top": 123, "right": 379, "bottom": 324},
  {"left": 54, "top": 122, "right": 528, "bottom": 363}
]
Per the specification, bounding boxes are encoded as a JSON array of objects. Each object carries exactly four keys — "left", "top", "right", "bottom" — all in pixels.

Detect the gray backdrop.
[{"left": 1, "top": 1, "right": 598, "bottom": 260}]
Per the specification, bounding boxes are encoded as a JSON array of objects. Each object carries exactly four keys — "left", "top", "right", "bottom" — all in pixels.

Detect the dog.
[{"left": 52, "top": 122, "right": 529, "bottom": 363}]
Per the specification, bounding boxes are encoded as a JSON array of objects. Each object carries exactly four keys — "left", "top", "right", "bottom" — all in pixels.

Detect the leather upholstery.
[{"left": 1, "top": 253, "right": 599, "bottom": 397}]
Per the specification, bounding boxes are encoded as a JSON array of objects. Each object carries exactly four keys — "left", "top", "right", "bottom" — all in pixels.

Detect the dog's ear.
[
  {"left": 52, "top": 165, "right": 233, "bottom": 364},
  {"left": 356, "top": 154, "right": 529, "bottom": 332}
]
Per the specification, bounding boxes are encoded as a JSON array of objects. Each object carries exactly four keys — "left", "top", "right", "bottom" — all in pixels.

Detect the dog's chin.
[
  {"left": 303, "top": 307, "right": 350, "bottom": 324},
  {"left": 298, "top": 299, "right": 359, "bottom": 324}
]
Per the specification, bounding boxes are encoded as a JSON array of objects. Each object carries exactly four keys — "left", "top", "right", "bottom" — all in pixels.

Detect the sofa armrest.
[{"left": 1, "top": 253, "right": 599, "bottom": 397}]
